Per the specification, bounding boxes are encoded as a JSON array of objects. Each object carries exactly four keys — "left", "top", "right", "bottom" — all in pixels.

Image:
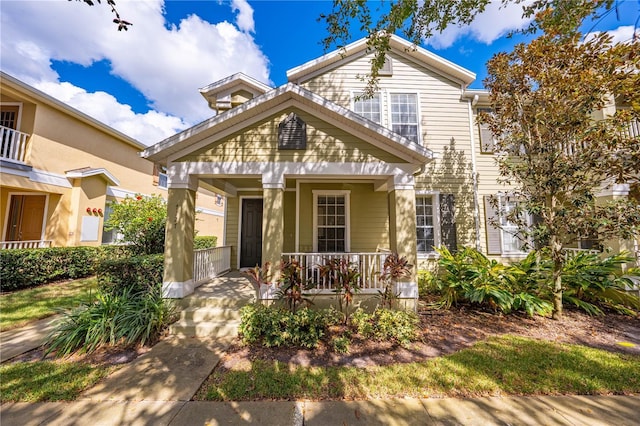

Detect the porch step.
[
  {"left": 177, "top": 296, "right": 253, "bottom": 310},
  {"left": 178, "top": 306, "right": 241, "bottom": 322},
  {"left": 169, "top": 319, "right": 241, "bottom": 338}
]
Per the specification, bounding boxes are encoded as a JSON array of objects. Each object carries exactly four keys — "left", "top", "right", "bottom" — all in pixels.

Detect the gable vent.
[{"left": 278, "top": 112, "right": 307, "bottom": 150}]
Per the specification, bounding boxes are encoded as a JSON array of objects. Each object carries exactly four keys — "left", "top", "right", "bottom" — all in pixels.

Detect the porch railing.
[
  {"left": 1, "top": 125, "right": 30, "bottom": 163},
  {"left": 193, "top": 246, "right": 231, "bottom": 284},
  {"left": 0, "top": 240, "right": 52, "bottom": 250},
  {"left": 282, "top": 252, "right": 388, "bottom": 292},
  {"left": 562, "top": 248, "right": 600, "bottom": 260}
]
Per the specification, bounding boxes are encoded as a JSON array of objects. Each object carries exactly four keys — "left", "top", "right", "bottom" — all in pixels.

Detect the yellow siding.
[{"left": 179, "top": 107, "right": 406, "bottom": 164}]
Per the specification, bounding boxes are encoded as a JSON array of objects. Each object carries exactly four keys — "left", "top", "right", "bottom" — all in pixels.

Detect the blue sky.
[{"left": 1, "top": 0, "right": 638, "bottom": 145}]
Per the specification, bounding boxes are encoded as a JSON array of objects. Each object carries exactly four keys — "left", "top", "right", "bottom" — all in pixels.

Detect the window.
[
  {"left": 416, "top": 196, "right": 436, "bottom": 253},
  {"left": 484, "top": 195, "right": 530, "bottom": 255},
  {"left": 153, "top": 164, "right": 168, "bottom": 189},
  {"left": 314, "top": 191, "right": 349, "bottom": 252},
  {"left": 499, "top": 198, "right": 525, "bottom": 253},
  {"left": 158, "top": 170, "right": 168, "bottom": 189},
  {"left": 353, "top": 93, "right": 381, "bottom": 124},
  {"left": 101, "top": 204, "right": 115, "bottom": 244},
  {"left": 390, "top": 93, "right": 419, "bottom": 143}
]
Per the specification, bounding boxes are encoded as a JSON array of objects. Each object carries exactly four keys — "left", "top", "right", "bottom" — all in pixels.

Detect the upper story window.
[
  {"left": 153, "top": 164, "right": 168, "bottom": 189},
  {"left": 390, "top": 93, "right": 419, "bottom": 143},
  {"left": 353, "top": 92, "right": 381, "bottom": 124},
  {"left": 477, "top": 108, "right": 496, "bottom": 153}
]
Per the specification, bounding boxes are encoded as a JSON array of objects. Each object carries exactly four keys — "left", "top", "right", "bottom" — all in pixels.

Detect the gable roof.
[
  {"left": 199, "top": 72, "right": 273, "bottom": 110},
  {"left": 286, "top": 34, "right": 476, "bottom": 86},
  {"left": 142, "top": 83, "right": 434, "bottom": 165}
]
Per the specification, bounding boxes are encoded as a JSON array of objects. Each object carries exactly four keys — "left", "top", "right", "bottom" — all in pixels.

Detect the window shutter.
[
  {"left": 278, "top": 113, "right": 306, "bottom": 150},
  {"left": 439, "top": 194, "right": 457, "bottom": 252},
  {"left": 484, "top": 196, "right": 502, "bottom": 255},
  {"left": 152, "top": 163, "right": 160, "bottom": 186},
  {"left": 478, "top": 123, "right": 495, "bottom": 153}
]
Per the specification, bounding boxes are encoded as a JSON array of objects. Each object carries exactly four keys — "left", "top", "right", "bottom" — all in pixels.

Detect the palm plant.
[
  {"left": 377, "top": 253, "right": 412, "bottom": 308},
  {"left": 319, "top": 258, "right": 361, "bottom": 323},
  {"left": 276, "top": 259, "right": 314, "bottom": 313}
]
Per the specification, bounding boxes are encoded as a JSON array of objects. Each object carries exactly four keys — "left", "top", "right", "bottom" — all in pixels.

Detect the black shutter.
[
  {"left": 439, "top": 194, "right": 457, "bottom": 252},
  {"left": 278, "top": 113, "right": 306, "bottom": 150}
]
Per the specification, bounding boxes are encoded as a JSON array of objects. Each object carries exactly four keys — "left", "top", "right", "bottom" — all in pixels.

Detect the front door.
[
  {"left": 6, "top": 194, "right": 46, "bottom": 241},
  {"left": 240, "top": 198, "right": 263, "bottom": 268}
]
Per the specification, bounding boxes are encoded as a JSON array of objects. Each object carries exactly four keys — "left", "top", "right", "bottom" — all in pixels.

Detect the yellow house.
[
  {"left": 142, "top": 35, "right": 638, "bottom": 302},
  {"left": 0, "top": 72, "right": 224, "bottom": 249}
]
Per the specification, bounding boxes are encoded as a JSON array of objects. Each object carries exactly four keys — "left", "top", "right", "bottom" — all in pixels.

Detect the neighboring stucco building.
[
  {"left": 0, "top": 72, "right": 224, "bottom": 249},
  {"left": 141, "top": 35, "right": 637, "bottom": 302}
]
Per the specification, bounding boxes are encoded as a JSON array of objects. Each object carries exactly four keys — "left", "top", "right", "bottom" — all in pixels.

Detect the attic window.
[
  {"left": 379, "top": 57, "right": 393, "bottom": 76},
  {"left": 278, "top": 113, "right": 306, "bottom": 150}
]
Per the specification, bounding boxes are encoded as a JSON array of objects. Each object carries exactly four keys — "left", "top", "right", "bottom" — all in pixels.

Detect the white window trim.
[
  {"left": 497, "top": 194, "right": 531, "bottom": 255},
  {"left": 387, "top": 91, "right": 422, "bottom": 145},
  {"left": 0, "top": 102, "right": 23, "bottom": 130},
  {"left": 312, "top": 190, "right": 351, "bottom": 252},
  {"left": 350, "top": 90, "right": 382, "bottom": 125},
  {"left": 415, "top": 191, "right": 441, "bottom": 258}
]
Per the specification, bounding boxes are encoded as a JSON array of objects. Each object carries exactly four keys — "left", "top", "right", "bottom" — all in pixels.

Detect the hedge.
[
  {"left": 0, "top": 247, "right": 100, "bottom": 292},
  {"left": 194, "top": 236, "right": 218, "bottom": 250},
  {"left": 96, "top": 254, "right": 164, "bottom": 296}
]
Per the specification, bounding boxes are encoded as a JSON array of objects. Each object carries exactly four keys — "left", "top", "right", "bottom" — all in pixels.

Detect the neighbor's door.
[
  {"left": 240, "top": 198, "right": 263, "bottom": 268},
  {"left": 6, "top": 194, "right": 46, "bottom": 241}
]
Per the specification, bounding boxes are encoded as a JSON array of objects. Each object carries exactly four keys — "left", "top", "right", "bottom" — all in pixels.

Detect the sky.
[{"left": 1, "top": 0, "right": 638, "bottom": 145}]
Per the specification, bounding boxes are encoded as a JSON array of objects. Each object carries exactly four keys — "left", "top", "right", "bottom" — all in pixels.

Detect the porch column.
[
  {"left": 163, "top": 176, "right": 198, "bottom": 298},
  {"left": 388, "top": 176, "right": 418, "bottom": 301},
  {"left": 262, "top": 178, "right": 285, "bottom": 285}
]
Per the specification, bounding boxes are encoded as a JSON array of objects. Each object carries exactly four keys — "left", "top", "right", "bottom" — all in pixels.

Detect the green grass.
[
  {"left": 0, "top": 361, "right": 116, "bottom": 402},
  {"left": 197, "top": 335, "right": 640, "bottom": 401},
  {"left": 0, "top": 277, "right": 98, "bottom": 331}
]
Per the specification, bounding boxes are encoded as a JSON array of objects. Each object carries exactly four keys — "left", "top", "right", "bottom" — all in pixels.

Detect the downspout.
[{"left": 468, "top": 95, "right": 482, "bottom": 251}]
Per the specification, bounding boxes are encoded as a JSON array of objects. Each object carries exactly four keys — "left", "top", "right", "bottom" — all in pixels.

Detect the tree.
[
  {"left": 480, "top": 12, "right": 640, "bottom": 318},
  {"left": 105, "top": 194, "right": 166, "bottom": 255},
  {"left": 320, "top": 0, "right": 622, "bottom": 96},
  {"left": 72, "top": 0, "right": 132, "bottom": 31}
]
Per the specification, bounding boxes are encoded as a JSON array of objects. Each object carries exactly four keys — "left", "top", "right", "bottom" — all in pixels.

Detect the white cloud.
[
  {"left": 0, "top": 0, "right": 270, "bottom": 144},
  {"left": 584, "top": 25, "right": 639, "bottom": 44},
  {"left": 425, "top": 1, "right": 532, "bottom": 49}
]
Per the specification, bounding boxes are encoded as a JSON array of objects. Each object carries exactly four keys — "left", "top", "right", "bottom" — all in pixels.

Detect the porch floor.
[{"left": 181, "top": 270, "right": 256, "bottom": 308}]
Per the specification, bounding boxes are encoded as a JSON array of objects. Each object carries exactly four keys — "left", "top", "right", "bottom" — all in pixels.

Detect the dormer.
[{"left": 199, "top": 73, "right": 272, "bottom": 114}]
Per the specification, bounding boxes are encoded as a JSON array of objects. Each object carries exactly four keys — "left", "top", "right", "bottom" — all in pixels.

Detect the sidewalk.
[
  {"left": 2, "top": 395, "right": 639, "bottom": 425},
  {"left": 0, "top": 316, "right": 58, "bottom": 363}
]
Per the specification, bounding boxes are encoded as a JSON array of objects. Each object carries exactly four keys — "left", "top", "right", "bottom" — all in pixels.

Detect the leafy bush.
[
  {"left": 0, "top": 247, "right": 99, "bottom": 291},
  {"left": 96, "top": 254, "right": 163, "bottom": 296},
  {"left": 559, "top": 251, "right": 640, "bottom": 315},
  {"left": 331, "top": 336, "right": 350, "bottom": 354},
  {"left": 45, "top": 284, "right": 176, "bottom": 356},
  {"left": 434, "top": 247, "right": 552, "bottom": 316},
  {"left": 194, "top": 236, "right": 218, "bottom": 250},
  {"left": 350, "top": 308, "right": 418, "bottom": 345},
  {"left": 104, "top": 194, "right": 167, "bottom": 255},
  {"left": 238, "top": 304, "right": 329, "bottom": 348}
]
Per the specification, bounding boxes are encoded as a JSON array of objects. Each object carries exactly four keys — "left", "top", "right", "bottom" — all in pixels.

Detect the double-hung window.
[
  {"left": 314, "top": 191, "right": 349, "bottom": 253},
  {"left": 390, "top": 93, "right": 419, "bottom": 143},
  {"left": 416, "top": 196, "right": 436, "bottom": 253},
  {"left": 353, "top": 92, "right": 381, "bottom": 124},
  {"left": 484, "top": 195, "right": 530, "bottom": 255},
  {"left": 499, "top": 197, "right": 525, "bottom": 253}
]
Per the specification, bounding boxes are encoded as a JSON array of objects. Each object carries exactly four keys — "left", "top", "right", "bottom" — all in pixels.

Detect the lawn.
[
  {"left": 196, "top": 335, "right": 640, "bottom": 401},
  {"left": 0, "top": 361, "right": 116, "bottom": 402},
  {"left": 0, "top": 277, "right": 98, "bottom": 331}
]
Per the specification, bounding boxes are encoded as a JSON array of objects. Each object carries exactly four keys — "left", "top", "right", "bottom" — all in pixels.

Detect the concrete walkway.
[
  {"left": 2, "top": 273, "right": 640, "bottom": 425},
  {"left": 0, "top": 316, "right": 58, "bottom": 363}
]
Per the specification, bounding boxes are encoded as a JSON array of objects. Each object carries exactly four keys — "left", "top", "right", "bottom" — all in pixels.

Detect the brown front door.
[
  {"left": 240, "top": 198, "right": 263, "bottom": 268},
  {"left": 6, "top": 195, "right": 46, "bottom": 241}
]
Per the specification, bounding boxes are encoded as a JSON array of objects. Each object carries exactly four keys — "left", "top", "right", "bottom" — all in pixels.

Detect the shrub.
[
  {"left": 96, "top": 254, "right": 163, "bottom": 296},
  {"left": 0, "top": 247, "right": 99, "bottom": 291},
  {"left": 417, "top": 270, "right": 437, "bottom": 298},
  {"left": 194, "top": 236, "right": 218, "bottom": 250},
  {"left": 45, "top": 283, "right": 176, "bottom": 356},
  {"left": 238, "top": 304, "right": 329, "bottom": 348},
  {"left": 104, "top": 194, "right": 167, "bottom": 255},
  {"left": 332, "top": 336, "right": 350, "bottom": 354},
  {"left": 350, "top": 308, "right": 418, "bottom": 346}
]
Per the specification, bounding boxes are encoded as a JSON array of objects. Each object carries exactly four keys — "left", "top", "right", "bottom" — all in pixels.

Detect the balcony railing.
[
  {"left": 1, "top": 125, "right": 30, "bottom": 163},
  {"left": 0, "top": 240, "right": 52, "bottom": 250},
  {"left": 193, "top": 246, "right": 231, "bottom": 284},
  {"left": 282, "top": 252, "right": 388, "bottom": 292}
]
